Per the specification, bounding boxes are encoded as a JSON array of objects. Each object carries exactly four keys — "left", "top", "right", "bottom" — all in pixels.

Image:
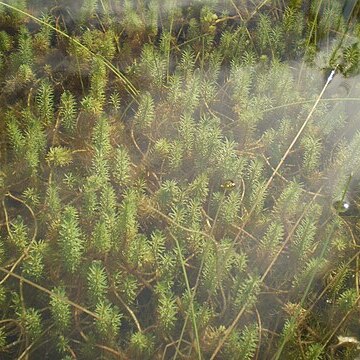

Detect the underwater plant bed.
[{"left": 0, "top": 0, "right": 360, "bottom": 359}]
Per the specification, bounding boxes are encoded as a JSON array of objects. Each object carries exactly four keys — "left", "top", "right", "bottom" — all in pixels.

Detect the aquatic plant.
[{"left": 0, "top": 0, "right": 360, "bottom": 359}]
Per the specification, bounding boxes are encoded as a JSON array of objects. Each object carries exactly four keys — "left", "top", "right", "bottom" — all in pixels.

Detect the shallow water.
[{"left": 0, "top": 1, "right": 360, "bottom": 359}]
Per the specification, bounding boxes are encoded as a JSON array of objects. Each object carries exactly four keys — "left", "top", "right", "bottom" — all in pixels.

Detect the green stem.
[{"left": 169, "top": 231, "right": 202, "bottom": 360}]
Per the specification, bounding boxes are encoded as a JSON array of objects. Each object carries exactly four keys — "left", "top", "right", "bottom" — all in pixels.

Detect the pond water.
[{"left": 0, "top": 1, "right": 360, "bottom": 359}]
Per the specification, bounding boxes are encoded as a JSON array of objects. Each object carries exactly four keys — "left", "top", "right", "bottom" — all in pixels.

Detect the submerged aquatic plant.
[{"left": 0, "top": 0, "right": 360, "bottom": 359}]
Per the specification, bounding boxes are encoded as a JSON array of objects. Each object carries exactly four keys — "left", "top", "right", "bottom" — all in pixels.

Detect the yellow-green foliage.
[{"left": 0, "top": 1, "right": 360, "bottom": 359}]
